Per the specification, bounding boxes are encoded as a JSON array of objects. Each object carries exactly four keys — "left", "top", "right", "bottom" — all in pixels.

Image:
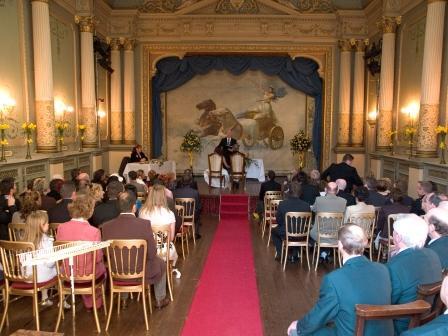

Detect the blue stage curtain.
[{"left": 152, "top": 56, "right": 323, "bottom": 166}]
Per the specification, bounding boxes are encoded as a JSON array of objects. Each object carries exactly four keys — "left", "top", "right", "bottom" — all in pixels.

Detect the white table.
[
  {"left": 246, "top": 159, "right": 265, "bottom": 182},
  {"left": 123, "top": 161, "right": 176, "bottom": 181},
  {"left": 203, "top": 169, "right": 231, "bottom": 189}
]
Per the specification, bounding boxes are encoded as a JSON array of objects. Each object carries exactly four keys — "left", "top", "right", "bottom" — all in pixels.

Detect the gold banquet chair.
[
  {"left": 8, "top": 223, "right": 26, "bottom": 241},
  {"left": 208, "top": 152, "right": 224, "bottom": 189},
  {"left": 347, "top": 213, "right": 376, "bottom": 261},
  {"left": 49, "top": 223, "right": 63, "bottom": 239},
  {"left": 377, "top": 213, "right": 399, "bottom": 262},
  {"left": 105, "top": 239, "right": 150, "bottom": 331},
  {"left": 230, "top": 151, "right": 246, "bottom": 191},
  {"left": 174, "top": 204, "right": 189, "bottom": 260},
  {"left": 267, "top": 199, "right": 281, "bottom": 247},
  {"left": 175, "top": 198, "right": 197, "bottom": 246},
  {"left": 281, "top": 212, "right": 312, "bottom": 271},
  {"left": 261, "top": 193, "right": 282, "bottom": 238},
  {"left": 313, "top": 212, "right": 344, "bottom": 271},
  {"left": 152, "top": 225, "right": 174, "bottom": 302}
]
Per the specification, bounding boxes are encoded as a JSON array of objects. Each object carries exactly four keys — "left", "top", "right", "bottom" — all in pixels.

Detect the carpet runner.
[{"left": 181, "top": 194, "right": 263, "bottom": 336}]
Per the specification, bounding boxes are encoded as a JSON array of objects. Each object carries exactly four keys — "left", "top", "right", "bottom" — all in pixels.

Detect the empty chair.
[
  {"left": 208, "top": 152, "right": 224, "bottom": 189},
  {"left": 174, "top": 204, "right": 189, "bottom": 259},
  {"left": 230, "top": 151, "right": 246, "bottom": 191},
  {"left": 262, "top": 193, "right": 282, "bottom": 238},
  {"left": 175, "top": 198, "right": 196, "bottom": 246}
]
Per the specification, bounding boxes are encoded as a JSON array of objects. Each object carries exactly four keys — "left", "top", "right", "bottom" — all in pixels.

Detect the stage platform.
[{"left": 197, "top": 178, "right": 262, "bottom": 215}]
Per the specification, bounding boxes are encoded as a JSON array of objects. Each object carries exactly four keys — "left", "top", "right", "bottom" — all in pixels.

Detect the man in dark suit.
[
  {"left": 386, "top": 214, "right": 443, "bottom": 335},
  {"left": 411, "top": 181, "right": 434, "bottom": 216},
  {"left": 255, "top": 170, "right": 281, "bottom": 222},
  {"left": 49, "top": 181, "right": 76, "bottom": 223},
  {"left": 296, "top": 171, "right": 320, "bottom": 206},
  {"left": 217, "top": 128, "right": 237, "bottom": 169},
  {"left": 102, "top": 191, "right": 169, "bottom": 309},
  {"left": 377, "top": 188, "right": 411, "bottom": 238},
  {"left": 402, "top": 276, "right": 448, "bottom": 335},
  {"left": 335, "top": 178, "right": 356, "bottom": 206},
  {"left": 365, "top": 176, "right": 390, "bottom": 207},
  {"left": 321, "top": 153, "right": 363, "bottom": 193},
  {"left": 287, "top": 224, "right": 394, "bottom": 336},
  {"left": 425, "top": 208, "right": 448, "bottom": 269},
  {"left": 272, "top": 181, "right": 310, "bottom": 259},
  {"left": 174, "top": 174, "right": 202, "bottom": 239},
  {"left": 90, "top": 181, "right": 124, "bottom": 228}
]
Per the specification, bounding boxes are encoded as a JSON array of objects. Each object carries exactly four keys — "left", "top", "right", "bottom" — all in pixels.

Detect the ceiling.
[{"left": 104, "top": 0, "right": 374, "bottom": 11}]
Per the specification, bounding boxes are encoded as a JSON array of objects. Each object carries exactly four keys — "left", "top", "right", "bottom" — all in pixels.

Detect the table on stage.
[{"left": 123, "top": 161, "right": 176, "bottom": 181}]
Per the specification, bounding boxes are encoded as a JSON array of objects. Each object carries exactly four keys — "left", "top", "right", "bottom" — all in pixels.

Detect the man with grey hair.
[
  {"left": 335, "top": 178, "right": 355, "bottom": 206},
  {"left": 287, "top": 224, "right": 393, "bottom": 336},
  {"left": 386, "top": 213, "right": 442, "bottom": 335},
  {"left": 422, "top": 192, "right": 443, "bottom": 214},
  {"left": 425, "top": 207, "right": 448, "bottom": 269}
]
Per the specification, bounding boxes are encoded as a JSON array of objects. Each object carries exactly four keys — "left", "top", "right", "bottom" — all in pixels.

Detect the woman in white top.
[{"left": 139, "top": 184, "right": 179, "bottom": 270}]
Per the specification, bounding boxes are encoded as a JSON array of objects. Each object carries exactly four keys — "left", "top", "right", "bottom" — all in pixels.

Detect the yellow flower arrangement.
[
  {"left": 404, "top": 126, "right": 417, "bottom": 137},
  {"left": 78, "top": 124, "right": 87, "bottom": 131},
  {"left": 22, "top": 122, "right": 37, "bottom": 130},
  {"left": 0, "top": 139, "right": 8, "bottom": 146},
  {"left": 0, "top": 123, "right": 10, "bottom": 130},
  {"left": 436, "top": 125, "right": 448, "bottom": 164}
]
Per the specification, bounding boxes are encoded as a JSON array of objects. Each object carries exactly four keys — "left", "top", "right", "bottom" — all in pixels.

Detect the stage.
[{"left": 197, "top": 178, "right": 262, "bottom": 215}]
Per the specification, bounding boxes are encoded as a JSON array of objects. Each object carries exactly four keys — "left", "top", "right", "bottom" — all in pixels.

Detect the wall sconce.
[
  {"left": 54, "top": 99, "right": 73, "bottom": 122},
  {"left": 0, "top": 92, "right": 16, "bottom": 122},
  {"left": 401, "top": 102, "right": 419, "bottom": 127},
  {"left": 367, "top": 110, "right": 377, "bottom": 127}
]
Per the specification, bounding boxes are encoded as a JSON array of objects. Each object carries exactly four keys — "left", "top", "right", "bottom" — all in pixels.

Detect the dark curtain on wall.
[{"left": 151, "top": 56, "right": 323, "bottom": 166}]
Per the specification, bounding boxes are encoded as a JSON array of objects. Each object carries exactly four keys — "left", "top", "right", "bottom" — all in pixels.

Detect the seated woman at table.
[{"left": 130, "top": 144, "right": 148, "bottom": 163}]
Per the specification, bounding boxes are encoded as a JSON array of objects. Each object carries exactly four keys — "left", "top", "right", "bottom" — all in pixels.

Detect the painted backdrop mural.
[{"left": 165, "top": 70, "right": 312, "bottom": 172}]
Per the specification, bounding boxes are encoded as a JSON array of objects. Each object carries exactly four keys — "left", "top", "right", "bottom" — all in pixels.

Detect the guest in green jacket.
[
  {"left": 425, "top": 208, "right": 448, "bottom": 270},
  {"left": 402, "top": 275, "right": 448, "bottom": 336},
  {"left": 287, "top": 224, "right": 393, "bottom": 336},
  {"left": 386, "top": 214, "right": 443, "bottom": 335}
]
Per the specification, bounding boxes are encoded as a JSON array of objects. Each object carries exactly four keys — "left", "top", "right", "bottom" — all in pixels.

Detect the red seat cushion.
[
  {"left": 11, "top": 277, "right": 57, "bottom": 290},
  {"left": 113, "top": 279, "right": 143, "bottom": 287},
  {"left": 63, "top": 273, "right": 106, "bottom": 289}
]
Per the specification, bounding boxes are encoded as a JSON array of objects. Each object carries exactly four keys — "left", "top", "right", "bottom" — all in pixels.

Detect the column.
[
  {"left": 75, "top": 15, "right": 97, "bottom": 148},
  {"left": 351, "top": 39, "right": 368, "bottom": 147},
  {"left": 31, "top": 0, "right": 57, "bottom": 153},
  {"left": 123, "top": 39, "right": 135, "bottom": 145},
  {"left": 336, "top": 39, "right": 352, "bottom": 147},
  {"left": 376, "top": 16, "right": 400, "bottom": 151},
  {"left": 110, "top": 38, "right": 122, "bottom": 144},
  {"left": 416, "top": 0, "right": 447, "bottom": 157}
]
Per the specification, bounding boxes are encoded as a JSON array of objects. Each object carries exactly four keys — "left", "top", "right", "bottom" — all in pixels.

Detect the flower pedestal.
[
  {"left": 78, "top": 125, "right": 86, "bottom": 152},
  {"left": 296, "top": 151, "right": 305, "bottom": 169},
  {"left": 436, "top": 127, "right": 447, "bottom": 165},
  {"left": 188, "top": 151, "right": 193, "bottom": 170},
  {"left": 0, "top": 129, "right": 7, "bottom": 163},
  {"left": 25, "top": 142, "right": 32, "bottom": 160},
  {"left": 0, "top": 145, "right": 6, "bottom": 163}
]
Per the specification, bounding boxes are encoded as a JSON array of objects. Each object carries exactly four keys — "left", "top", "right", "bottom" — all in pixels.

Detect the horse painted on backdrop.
[{"left": 194, "top": 99, "right": 221, "bottom": 137}]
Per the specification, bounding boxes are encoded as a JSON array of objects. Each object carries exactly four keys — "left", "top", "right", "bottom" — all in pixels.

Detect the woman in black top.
[{"left": 130, "top": 144, "right": 148, "bottom": 163}]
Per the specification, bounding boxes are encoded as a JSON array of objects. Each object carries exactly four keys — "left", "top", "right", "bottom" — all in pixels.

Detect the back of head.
[
  {"left": 364, "top": 176, "right": 377, "bottom": 190},
  {"left": 0, "top": 177, "right": 15, "bottom": 195},
  {"left": 143, "top": 184, "right": 168, "bottom": 214},
  {"left": 92, "top": 169, "right": 105, "bottom": 182},
  {"left": 335, "top": 179, "right": 347, "bottom": 192},
  {"left": 342, "top": 153, "right": 354, "bottom": 163},
  {"left": 118, "top": 191, "right": 136, "bottom": 213},
  {"left": 309, "top": 169, "right": 320, "bottom": 181},
  {"left": 32, "top": 178, "right": 47, "bottom": 194},
  {"left": 25, "top": 210, "right": 48, "bottom": 248},
  {"left": 376, "top": 179, "right": 389, "bottom": 192},
  {"left": 181, "top": 172, "right": 193, "bottom": 187},
  {"left": 354, "top": 186, "right": 369, "bottom": 203},
  {"left": 395, "top": 180, "right": 408, "bottom": 194},
  {"left": 296, "top": 171, "right": 308, "bottom": 184},
  {"left": 107, "top": 180, "right": 124, "bottom": 199},
  {"left": 419, "top": 181, "right": 434, "bottom": 194},
  {"left": 393, "top": 214, "right": 428, "bottom": 248},
  {"left": 124, "top": 183, "right": 138, "bottom": 197},
  {"left": 128, "top": 170, "right": 137, "bottom": 181},
  {"left": 77, "top": 172, "right": 90, "bottom": 182},
  {"left": 49, "top": 178, "right": 64, "bottom": 192},
  {"left": 71, "top": 168, "right": 80, "bottom": 182},
  {"left": 426, "top": 208, "right": 448, "bottom": 235},
  {"left": 90, "top": 183, "right": 104, "bottom": 202},
  {"left": 60, "top": 181, "right": 76, "bottom": 199},
  {"left": 267, "top": 170, "right": 276, "bottom": 181},
  {"left": 338, "top": 224, "right": 367, "bottom": 255},
  {"left": 68, "top": 193, "right": 95, "bottom": 219},
  {"left": 390, "top": 188, "right": 404, "bottom": 203},
  {"left": 20, "top": 191, "right": 42, "bottom": 220},
  {"left": 326, "top": 182, "right": 338, "bottom": 195},
  {"left": 289, "top": 181, "right": 302, "bottom": 198}
]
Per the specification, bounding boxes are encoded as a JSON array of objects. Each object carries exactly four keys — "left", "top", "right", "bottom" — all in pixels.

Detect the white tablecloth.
[
  {"left": 203, "top": 169, "right": 231, "bottom": 189},
  {"left": 246, "top": 159, "right": 265, "bottom": 182},
  {"left": 123, "top": 161, "right": 176, "bottom": 181}
]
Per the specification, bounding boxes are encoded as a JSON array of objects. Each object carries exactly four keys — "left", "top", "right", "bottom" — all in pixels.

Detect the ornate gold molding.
[
  {"left": 351, "top": 38, "right": 369, "bottom": 52},
  {"left": 416, "top": 103, "right": 439, "bottom": 157},
  {"left": 123, "top": 38, "right": 136, "bottom": 51},
  {"left": 108, "top": 38, "right": 122, "bottom": 51},
  {"left": 428, "top": 0, "right": 448, "bottom": 4},
  {"left": 215, "top": 0, "right": 259, "bottom": 14},
  {"left": 338, "top": 39, "right": 352, "bottom": 52},
  {"left": 31, "top": 0, "right": 49, "bottom": 3},
  {"left": 378, "top": 16, "right": 401, "bottom": 34},
  {"left": 74, "top": 15, "right": 96, "bottom": 33}
]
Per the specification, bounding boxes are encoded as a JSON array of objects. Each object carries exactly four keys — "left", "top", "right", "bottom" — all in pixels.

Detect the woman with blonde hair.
[
  {"left": 23, "top": 210, "right": 57, "bottom": 306},
  {"left": 139, "top": 184, "right": 179, "bottom": 275},
  {"left": 89, "top": 183, "right": 105, "bottom": 203}
]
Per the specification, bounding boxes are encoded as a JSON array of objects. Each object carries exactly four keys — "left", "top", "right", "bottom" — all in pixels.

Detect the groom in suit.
[
  {"left": 287, "top": 224, "right": 394, "bottom": 336},
  {"left": 217, "top": 128, "right": 237, "bottom": 169}
]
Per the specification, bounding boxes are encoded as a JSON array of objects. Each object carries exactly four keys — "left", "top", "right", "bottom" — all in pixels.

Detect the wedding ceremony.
[{"left": 0, "top": 0, "right": 447, "bottom": 335}]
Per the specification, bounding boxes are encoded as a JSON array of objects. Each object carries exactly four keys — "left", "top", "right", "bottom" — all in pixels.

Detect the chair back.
[
  {"left": 348, "top": 213, "right": 376, "bottom": 241},
  {"left": 151, "top": 225, "right": 171, "bottom": 264},
  {"left": 386, "top": 214, "right": 399, "bottom": 248},
  {"left": 8, "top": 223, "right": 26, "bottom": 241},
  {"left": 265, "top": 191, "right": 282, "bottom": 199},
  {"left": 316, "top": 212, "right": 344, "bottom": 241},
  {"left": 208, "top": 153, "right": 223, "bottom": 177},
  {"left": 106, "top": 239, "right": 147, "bottom": 283},
  {"left": 54, "top": 240, "right": 97, "bottom": 283},
  {"left": 137, "top": 192, "right": 146, "bottom": 203},
  {"left": 230, "top": 152, "right": 245, "bottom": 175},
  {"left": 285, "top": 212, "right": 312, "bottom": 239},
  {"left": 355, "top": 300, "right": 431, "bottom": 336},
  {"left": 175, "top": 198, "right": 195, "bottom": 224},
  {"left": 0, "top": 240, "right": 35, "bottom": 283},
  {"left": 269, "top": 199, "right": 281, "bottom": 225},
  {"left": 175, "top": 205, "right": 185, "bottom": 230},
  {"left": 49, "top": 223, "right": 62, "bottom": 238},
  {"left": 417, "top": 280, "right": 445, "bottom": 324}
]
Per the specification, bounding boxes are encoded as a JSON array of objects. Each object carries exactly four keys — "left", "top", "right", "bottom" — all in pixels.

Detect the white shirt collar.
[
  {"left": 120, "top": 212, "right": 135, "bottom": 216},
  {"left": 428, "top": 237, "right": 440, "bottom": 246}
]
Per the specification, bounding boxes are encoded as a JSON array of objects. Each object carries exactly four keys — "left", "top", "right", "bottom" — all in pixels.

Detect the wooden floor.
[{"left": 2, "top": 213, "right": 335, "bottom": 336}]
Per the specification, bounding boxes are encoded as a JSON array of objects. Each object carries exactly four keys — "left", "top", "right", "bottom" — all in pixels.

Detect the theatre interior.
[{"left": 0, "top": 0, "right": 448, "bottom": 335}]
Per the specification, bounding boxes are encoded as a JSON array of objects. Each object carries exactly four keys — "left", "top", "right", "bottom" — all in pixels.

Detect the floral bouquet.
[
  {"left": 78, "top": 124, "right": 86, "bottom": 152},
  {"left": 290, "top": 130, "right": 311, "bottom": 154},
  {"left": 436, "top": 125, "right": 448, "bottom": 164},
  {"left": 22, "top": 122, "right": 37, "bottom": 159},
  {"left": 404, "top": 126, "right": 417, "bottom": 159},
  {"left": 0, "top": 122, "right": 9, "bottom": 162},
  {"left": 55, "top": 121, "right": 69, "bottom": 145},
  {"left": 180, "top": 130, "right": 201, "bottom": 168}
]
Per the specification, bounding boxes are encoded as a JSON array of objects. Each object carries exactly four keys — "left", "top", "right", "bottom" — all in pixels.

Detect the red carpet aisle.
[{"left": 181, "top": 194, "right": 264, "bottom": 336}]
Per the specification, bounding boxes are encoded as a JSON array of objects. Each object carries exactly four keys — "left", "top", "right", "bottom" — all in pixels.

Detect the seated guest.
[
  {"left": 90, "top": 180, "right": 123, "bottom": 228},
  {"left": 271, "top": 181, "right": 310, "bottom": 259},
  {"left": 255, "top": 170, "right": 281, "bottom": 220},
  {"left": 173, "top": 174, "right": 201, "bottom": 239},
  {"left": 287, "top": 224, "right": 393, "bottom": 336},
  {"left": 102, "top": 191, "right": 170, "bottom": 309},
  {"left": 49, "top": 182, "right": 76, "bottom": 224},
  {"left": 128, "top": 170, "right": 148, "bottom": 194},
  {"left": 335, "top": 178, "right": 356, "bottom": 207},
  {"left": 321, "top": 154, "right": 363, "bottom": 193},
  {"left": 177, "top": 169, "right": 197, "bottom": 190},
  {"left": 425, "top": 208, "right": 448, "bottom": 269},
  {"left": 377, "top": 188, "right": 411, "bottom": 238},
  {"left": 57, "top": 194, "right": 106, "bottom": 310},
  {"left": 33, "top": 178, "right": 56, "bottom": 213},
  {"left": 47, "top": 178, "right": 63, "bottom": 201},
  {"left": 422, "top": 192, "right": 443, "bottom": 214},
  {"left": 136, "top": 169, "right": 147, "bottom": 185},
  {"left": 411, "top": 181, "right": 434, "bottom": 216},
  {"left": 89, "top": 183, "right": 105, "bottom": 204},
  {"left": 402, "top": 276, "right": 448, "bottom": 336},
  {"left": 217, "top": 128, "right": 237, "bottom": 169},
  {"left": 344, "top": 186, "right": 375, "bottom": 223},
  {"left": 394, "top": 180, "right": 414, "bottom": 207},
  {"left": 365, "top": 176, "right": 390, "bottom": 207},
  {"left": 377, "top": 178, "right": 391, "bottom": 197},
  {"left": 309, "top": 182, "right": 346, "bottom": 244},
  {"left": 386, "top": 214, "right": 442, "bottom": 334},
  {"left": 309, "top": 169, "right": 326, "bottom": 192},
  {"left": 296, "top": 172, "right": 320, "bottom": 206},
  {"left": 130, "top": 144, "right": 148, "bottom": 163},
  {"left": 11, "top": 191, "right": 41, "bottom": 224},
  {"left": 0, "top": 177, "right": 19, "bottom": 240},
  {"left": 92, "top": 169, "right": 107, "bottom": 191}
]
